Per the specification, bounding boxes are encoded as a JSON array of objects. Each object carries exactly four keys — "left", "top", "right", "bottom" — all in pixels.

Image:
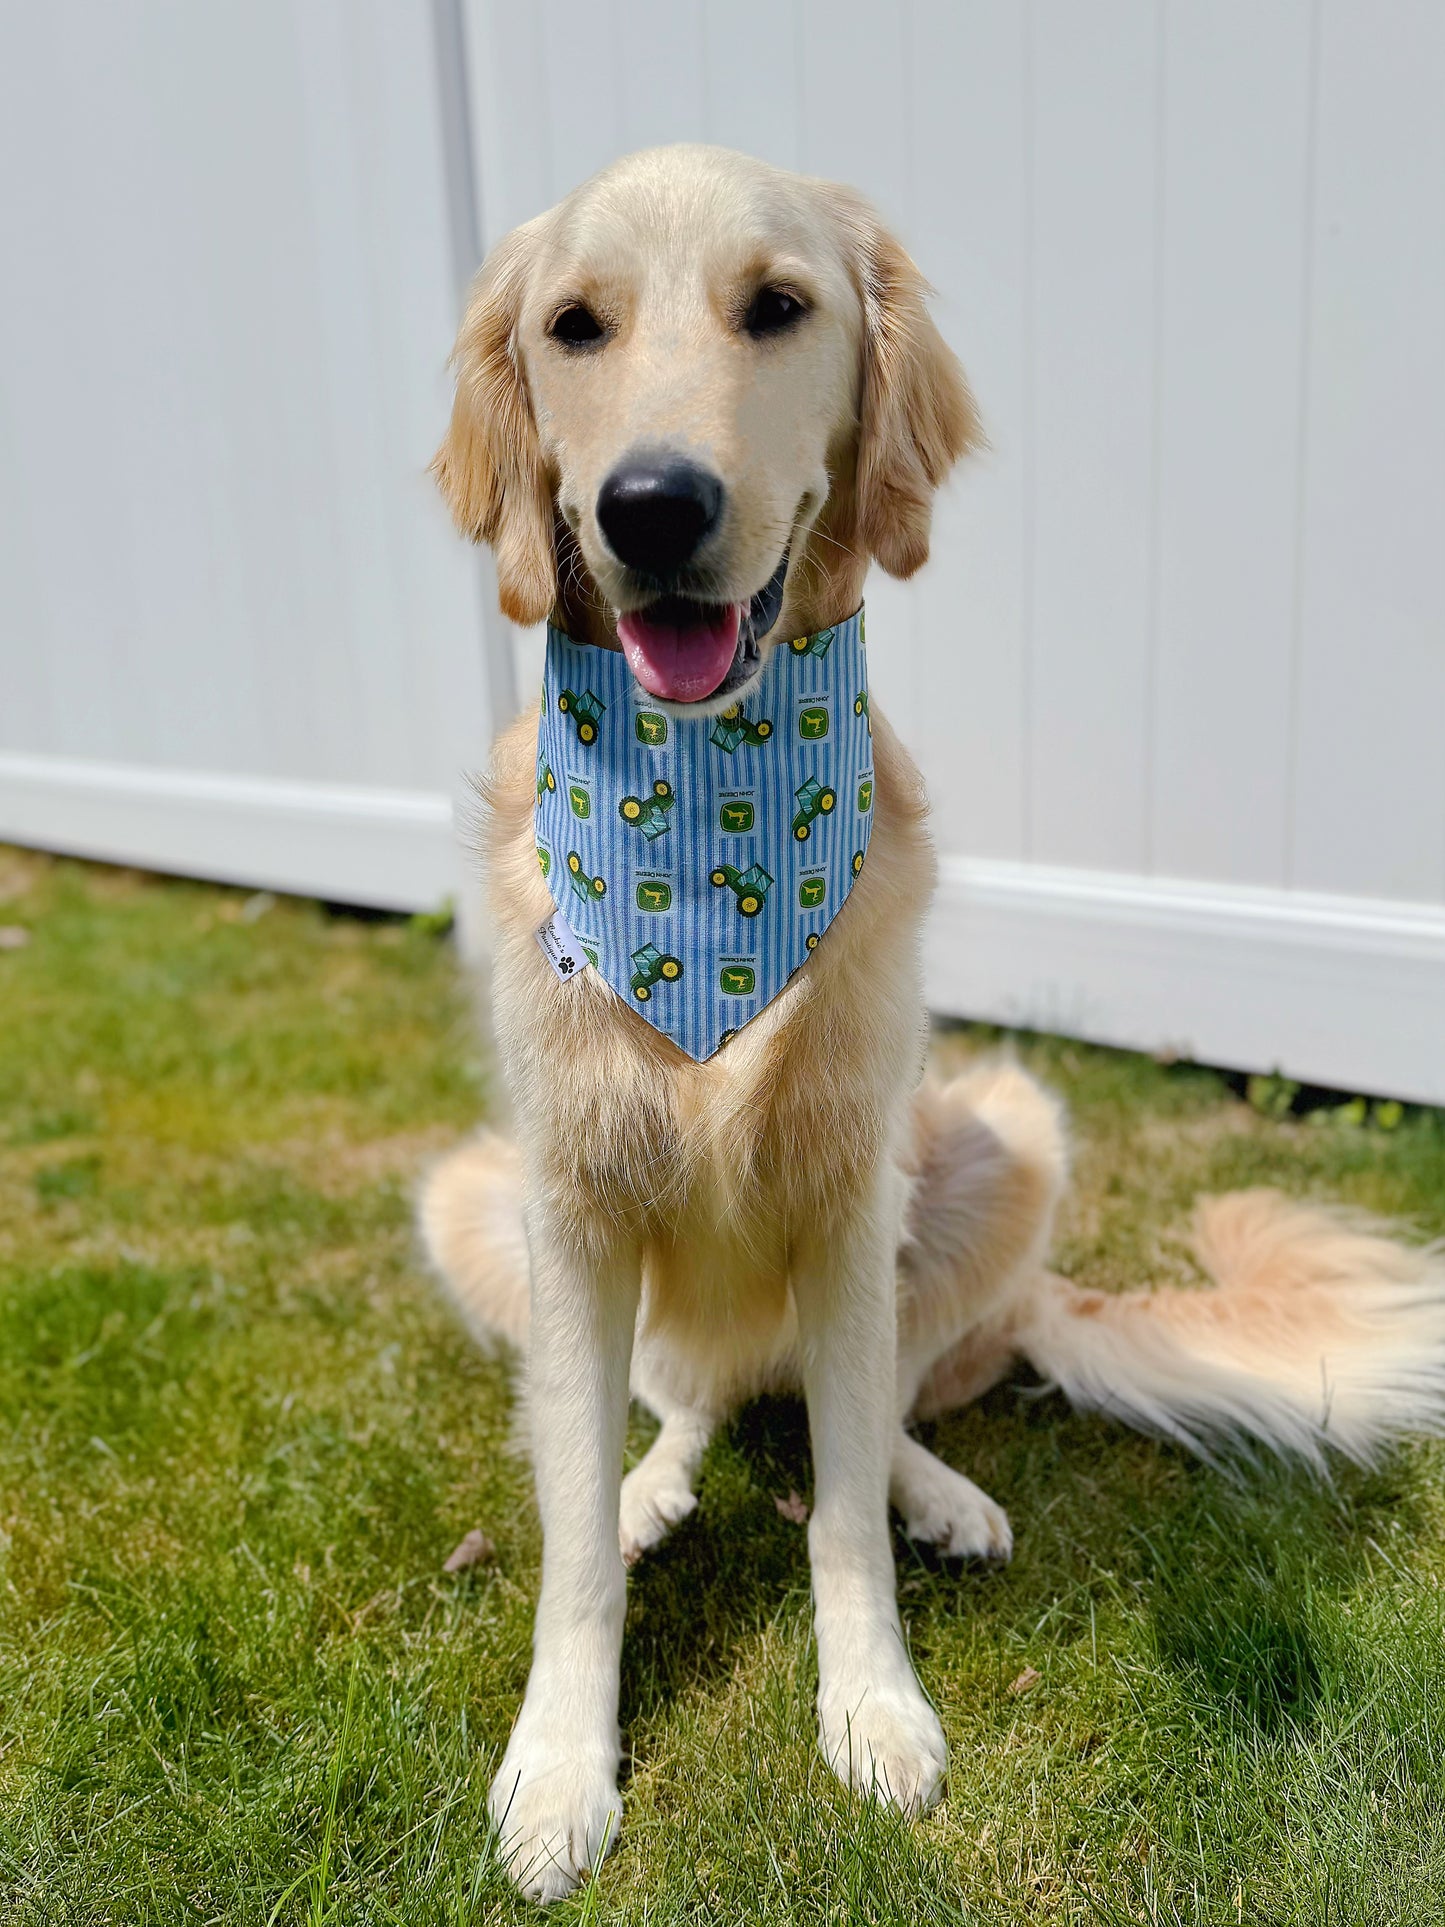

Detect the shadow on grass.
[
  {"left": 617, "top": 1374, "right": 1430, "bottom": 1749},
  {"left": 1137, "top": 1456, "right": 1435, "bottom": 1735},
  {"left": 622, "top": 1397, "right": 817, "bottom": 1727}
]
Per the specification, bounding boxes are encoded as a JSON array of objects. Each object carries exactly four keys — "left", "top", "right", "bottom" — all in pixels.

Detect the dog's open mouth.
[{"left": 616, "top": 552, "right": 789, "bottom": 704}]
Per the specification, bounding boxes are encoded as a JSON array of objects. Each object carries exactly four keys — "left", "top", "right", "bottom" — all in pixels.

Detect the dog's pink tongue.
[{"left": 617, "top": 604, "right": 742, "bottom": 702}]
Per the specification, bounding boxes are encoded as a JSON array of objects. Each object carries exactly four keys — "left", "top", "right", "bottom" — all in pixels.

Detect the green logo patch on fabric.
[
  {"left": 635, "top": 710, "right": 668, "bottom": 745},
  {"left": 718, "top": 798, "right": 755, "bottom": 834},
  {"left": 536, "top": 845, "right": 551, "bottom": 878},
  {"left": 798, "top": 875, "right": 827, "bottom": 909},
  {"left": 568, "top": 781, "right": 591, "bottom": 819},
  {"left": 857, "top": 777, "right": 874, "bottom": 813},
  {"left": 719, "top": 963, "right": 756, "bottom": 996},
  {"left": 798, "top": 705, "right": 830, "bottom": 740},
  {"left": 635, "top": 879, "right": 672, "bottom": 912}
]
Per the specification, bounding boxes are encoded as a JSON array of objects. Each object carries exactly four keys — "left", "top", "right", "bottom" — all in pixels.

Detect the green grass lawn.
[{"left": 3, "top": 846, "right": 1445, "bottom": 1925}]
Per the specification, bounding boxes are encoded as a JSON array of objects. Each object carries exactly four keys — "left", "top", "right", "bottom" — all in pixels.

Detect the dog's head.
[{"left": 435, "top": 144, "right": 979, "bottom": 712}]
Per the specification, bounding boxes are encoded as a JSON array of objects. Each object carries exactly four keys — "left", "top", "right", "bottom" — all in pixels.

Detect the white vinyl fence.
[
  {"left": 0, "top": 2, "right": 494, "bottom": 927},
  {"left": 2, "top": 1, "right": 1443, "bottom": 1099}
]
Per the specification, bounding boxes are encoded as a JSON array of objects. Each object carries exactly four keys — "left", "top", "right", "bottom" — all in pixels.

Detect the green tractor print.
[
  {"left": 853, "top": 689, "right": 870, "bottom": 732},
  {"left": 565, "top": 850, "right": 607, "bottom": 904},
  {"left": 710, "top": 703, "right": 774, "bottom": 753},
  {"left": 557, "top": 687, "right": 605, "bottom": 745},
  {"left": 789, "top": 627, "right": 835, "bottom": 659},
  {"left": 630, "top": 942, "right": 682, "bottom": 1001},
  {"left": 618, "top": 778, "right": 675, "bottom": 841},
  {"left": 535, "top": 760, "right": 557, "bottom": 802},
  {"left": 709, "top": 862, "right": 773, "bottom": 918},
  {"left": 791, "top": 774, "right": 837, "bottom": 841},
  {"left": 852, "top": 849, "right": 865, "bottom": 877}
]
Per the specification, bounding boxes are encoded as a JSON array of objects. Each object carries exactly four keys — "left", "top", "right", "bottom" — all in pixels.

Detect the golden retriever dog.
[{"left": 420, "top": 145, "right": 1445, "bottom": 1902}]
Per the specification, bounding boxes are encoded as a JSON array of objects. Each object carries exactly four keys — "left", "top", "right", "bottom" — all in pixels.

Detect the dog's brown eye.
[
  {"left": 550, "top": 304, "right": 605, "bottom": 347},
  {"left": 744, "top": 287, "right": 807, "bottom": 338}
]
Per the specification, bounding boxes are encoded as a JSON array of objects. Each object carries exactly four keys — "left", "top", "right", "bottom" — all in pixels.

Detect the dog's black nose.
[{"left": 596, "top": 458, "right": 723, "bottom": 575}]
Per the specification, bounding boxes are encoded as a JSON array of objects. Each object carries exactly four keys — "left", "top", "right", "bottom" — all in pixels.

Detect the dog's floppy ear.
[
  {"left": 433, "top": 221, "right": 556, "bottom": 625},
  {"left": 828, "top": 190, "right": 983, "bottom": 579}
]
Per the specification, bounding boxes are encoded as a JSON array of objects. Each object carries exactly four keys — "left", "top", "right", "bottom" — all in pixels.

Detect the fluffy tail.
[
  {"left": 417, "top": 1131, "right": 530, "bottom": 1350},
  {"left": 1012, "top": 1190, "right": 1445, "bottom": 1469},
  {"left": 421, "top": 1113, "right": 1445, "bottom": 1473}
]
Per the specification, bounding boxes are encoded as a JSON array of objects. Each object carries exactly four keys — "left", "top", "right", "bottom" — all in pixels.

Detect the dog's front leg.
[
  {"left": 488, "top": 1193, "right": 639, "bottom": 1903},
  {"left": 794, "top": 1169, "right": 947, "bottom": 1815}
]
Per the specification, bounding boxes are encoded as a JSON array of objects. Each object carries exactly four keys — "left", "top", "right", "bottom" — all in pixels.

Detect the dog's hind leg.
[
  {"left": 618, "top": 1380, "right": 716, "bottom": 1566},
  {"left": 888, "top": 1060, "right": 1070, "bottom": 1557},
  {"left": 889, "top": 1428, "right": 1012, "bottom": 1560},
  {"left": 897, "top": 1060, "right": 1069, "bottom": 1405}
]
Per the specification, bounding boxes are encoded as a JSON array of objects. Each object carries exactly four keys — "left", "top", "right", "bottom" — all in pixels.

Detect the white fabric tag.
[{"left": 535, "top": 908, "right": 590, "bottom": 982}]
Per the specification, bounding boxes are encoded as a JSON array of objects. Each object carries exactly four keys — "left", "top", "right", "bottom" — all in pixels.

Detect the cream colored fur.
[{"left": 421, "top": 144, "right": 1445, "bottom": 1903}]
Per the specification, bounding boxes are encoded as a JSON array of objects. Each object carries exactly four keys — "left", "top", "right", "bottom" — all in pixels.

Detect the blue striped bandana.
[{"left": 533, "top": 607, "right": 874, "bottom": 1060}]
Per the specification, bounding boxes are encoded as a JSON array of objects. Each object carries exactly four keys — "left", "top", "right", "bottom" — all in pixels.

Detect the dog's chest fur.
[{"left": 480, "top": 698, "right": 934, "bottom": 1270}]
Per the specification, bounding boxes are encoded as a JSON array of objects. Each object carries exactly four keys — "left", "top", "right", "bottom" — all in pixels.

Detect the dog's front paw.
[
  {"left": 818, "top": 1673, "right": 947, "bottom": 1817},
  {"left": 488, "top": 1732, "right": 621, "bottom": 1903},
  {"left": 619, "top": 1456, "right": 698, "bottom": 1565},
  {"left": 898, "top": 1456, "right": 1013, "bottom": 1562}
]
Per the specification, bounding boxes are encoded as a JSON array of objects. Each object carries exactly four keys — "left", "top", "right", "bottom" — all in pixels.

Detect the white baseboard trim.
[
  {"left": 0, "top": 753, "right": 461, "bottom": 914},
  {"left": 928, "top": 858, "right": 1445, "bottom": 1105}
]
